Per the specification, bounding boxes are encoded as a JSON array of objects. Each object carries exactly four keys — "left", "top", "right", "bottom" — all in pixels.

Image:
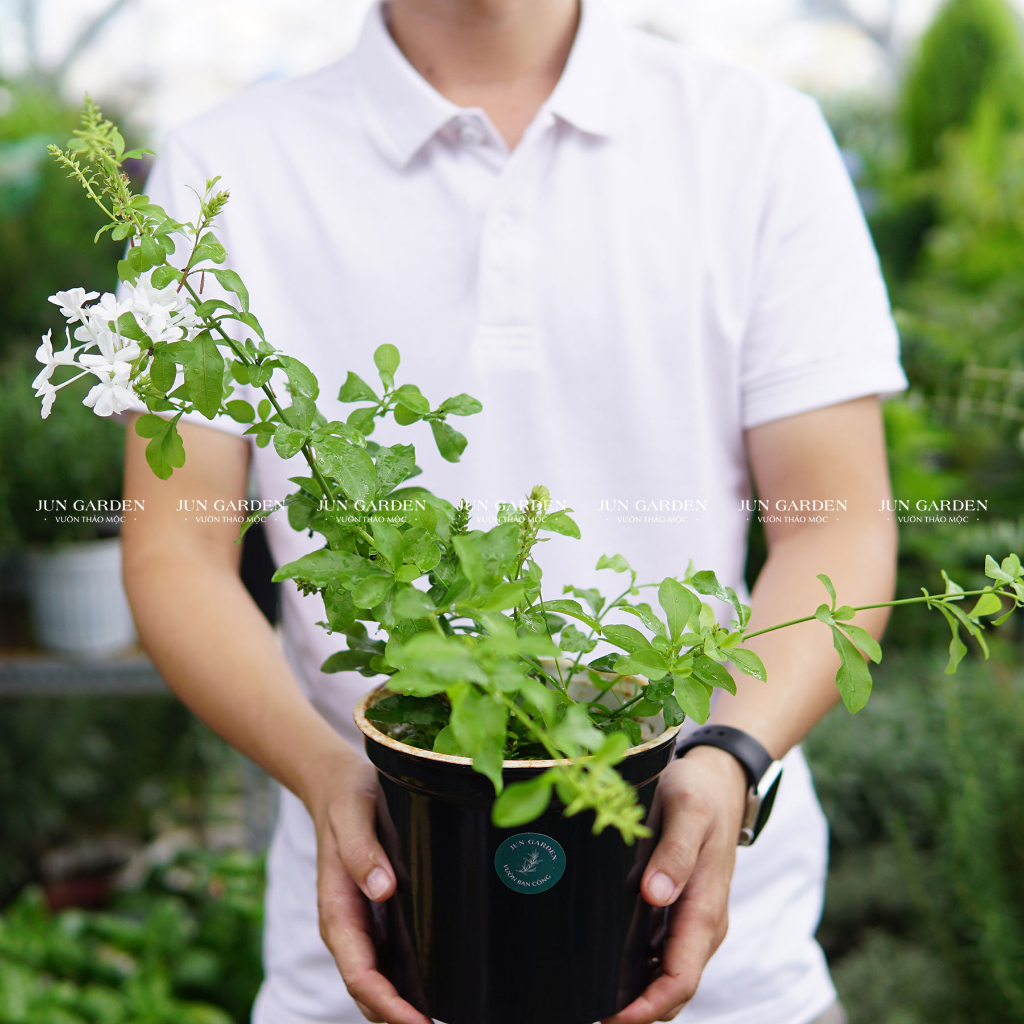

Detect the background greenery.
[{"left": 2, "top": 0, "right": 1024, "bottom": 1021}]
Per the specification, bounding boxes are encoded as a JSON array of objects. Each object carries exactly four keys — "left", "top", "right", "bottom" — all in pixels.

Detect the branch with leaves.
[{"left": 37, "top": 100, "right": 1024, "bottom": 845}]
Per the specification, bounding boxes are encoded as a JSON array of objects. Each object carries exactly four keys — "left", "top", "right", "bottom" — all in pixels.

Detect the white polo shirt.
[{"left": 145, "top": 2, "right": 905, "bottom": 1022}]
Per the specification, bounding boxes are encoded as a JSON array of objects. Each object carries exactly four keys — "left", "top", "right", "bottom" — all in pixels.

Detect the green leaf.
[
  {"left": 394, "top": 386, "right": 430, "bottom": 416},
  {"left": 366, "top": 694, "right": 449, "bottom": 726},
  {"left": 338, "top": 372, "right": 379, "bottom": 403},
  {"left": 563, "top": 586, "right": 605, "bottom": 617},
  {"left": 691, "top": 655, "right": 736, "bottom": 694},
  {"left": 209, "top": 268, "right": 249, "bottom": 311},
  {"left": 148, "top": 355, "right": 176, "bottom": 393},
  {"left": 969, "top": 591, "right": 1003, "bottom": 618},
  {"left": 392, "top": 587, "right": 436, "bottom": 619},
  {"left": 433, "top": 725, "right": 464, "bottom": 754},
  {"left": 540, "top": 599, "right": 600, "bottom": 631},
  {"left": 837, "top": 623, "right": 882, "bottom": 664},
  {"left": 985, "top": 554, "right": 1013, "bottom": 583},
  {"left": 602, "top": 624, "right": 653, "bottom": 654},
  {"left": 439, "top": 393, "right": 483, "bottom": 417},
  {"left": 374, "top": 344, "right": 400, "bottom": 377},
  {"left": 273, "top": 424, "right": 308, "bottom": 460},
  {"left": 727, "top": 647, "right": 767, "bottom": 681},
  {"left": 613, "top": 649, "right": 670, "bottom": 680},
  {"left": 162, "top": 340, "right": 195, "bottom": 364},
  {"left": 192, "top": 230, "right": 227, "bottom": 265},
  {"left": 373, "top": 444, "right": 418, "bottom": 496},
  {"left": 372, "top": 521, "right": 405, "bottom": 569},
  {"left": 661, "top": 693, "right": 685, "bottom": 727},
  {"left": 831, "top": 625, "right": 873, "bottom": 713},
  {"left": 477, "top": 582, "right": 526, "bottom": 611},
  {"left": 225, "top": 399, "right": 255, "bottom": 423},
  {"left": 559, "top": 624, "right": 597, "bottom": 653},
  {"left": 453, "top": 535, "right": 486, "bottom": 591},
  {"left": 550, "top": 704, "right": 605, "bottom": 755},
  {"left": 318, "top": 440, "right": 377, "bottom": 503},
  {"left": 272, "top": 548, "right": 374, "bottom": 586},
  {"left": 116, "top": 310, "right": 149, "bottom": 342},
  {"left": 673, "top": 675, "right": 710, "bottom": 724},
  {"left": 934, "top": 607, "right": 968, "bottom": 675},
  {"left": 430, "top": 420, "right": 468, "bottom": 463},
  {"left": 658, "top": 578, "right": 699, "bottom": 640},
  {"left": 387, "top": 669, "right": 451, "bottom": 697},
  {"left": 817, "top": 573, "right": 837, "bottom": 606},
  {"left": 320, "top": 650, "right": 374, "bottom": 673},
  {"left": 394, "top": 402, "right": 421, "bottom": 425},
  {"left": 352, "top": 575, "right": 395, "bottom": 609},
  {"left": 540, "top": 511, "right": 580, "bottom": 538},
  {"left": 389, "top": 634, "right": 487, "bottom": 683},
  {"left": 183, "top": 331, "right": 224, "bottom": 419},
  {"left": 596, "top": 553, "right": 631, "bottom": 573},
  {"left": 449, "top": 685, "right": 508, "bottom": 793},
  {"left": 139, "top": 415, "right": 185, "bottom": 480},
  {"left": 492, "top": 772, "right": 554, "bottom": 827},
  {"left": 282, "top": 356, "right": 319, "bottom": 401}
]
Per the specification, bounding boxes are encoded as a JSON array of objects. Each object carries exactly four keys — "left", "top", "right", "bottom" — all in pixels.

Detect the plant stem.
[
  {"left": 181, "top": 278, "right": 337, "bottom": 504},
  {"left": 742, "top": 588, "right": 1013, "bottom": 640}
]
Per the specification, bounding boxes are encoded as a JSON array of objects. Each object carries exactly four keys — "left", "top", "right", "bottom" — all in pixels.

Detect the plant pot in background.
[
  {"left": 355, "top": 689, "right": 681, "bottom": 1024},
  {"left": 26, "top": 537, "right": 136, "bottom": 657}
]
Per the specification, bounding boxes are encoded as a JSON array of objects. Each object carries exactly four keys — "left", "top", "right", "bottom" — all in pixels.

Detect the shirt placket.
[{"left": 470, "top": 115, "right": 554, "bottom": 373}]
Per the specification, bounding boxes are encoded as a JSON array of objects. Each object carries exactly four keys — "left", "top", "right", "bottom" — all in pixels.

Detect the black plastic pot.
[{"left": 355, "top": 690, "right": 681, "bottom": 1024}]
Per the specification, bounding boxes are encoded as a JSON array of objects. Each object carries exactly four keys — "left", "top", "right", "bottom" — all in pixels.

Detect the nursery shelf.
[{"left": 0, "top": 650, "right": 167, "bottom": 697}]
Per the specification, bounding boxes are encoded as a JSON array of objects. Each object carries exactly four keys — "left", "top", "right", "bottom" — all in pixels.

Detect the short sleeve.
[
  {"left": 739, "top": 95, "right": 907, "bottom": 429},
  {"left": 121, "top": 131, "right": 252, "bottom": 439}
]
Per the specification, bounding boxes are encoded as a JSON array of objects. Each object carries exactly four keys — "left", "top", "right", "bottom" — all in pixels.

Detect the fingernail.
[
  {"left": 366, "top": 867, "right": 391, "bottom": 900},
  {"left": 647, "top": 871, "right": 676, "bottom": 904}
]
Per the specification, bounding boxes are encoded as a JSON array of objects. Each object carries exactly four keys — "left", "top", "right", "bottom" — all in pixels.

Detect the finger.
[
  {"left": 640, "top": 777, "right": 712, "bottom": 908},
  {"left": 318, "top": 847, "right": 432, "bottom": 1024},
  {"left": 331, "top": 774, "right": 397, "bottom": 902},
  {"left": 605, "top": 852, "right": 732, "bottom": 1023},
  {"left": 355, "top": 999, "right": 382, "bottom": 1022}
]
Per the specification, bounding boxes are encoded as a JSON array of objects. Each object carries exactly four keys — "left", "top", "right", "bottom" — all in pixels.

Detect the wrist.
[
  {"left": 295, "top": 741, "right": 364, "bottom": 823},
  {"left": 678, "top": 744, "right": 748, "bottom": 807}
]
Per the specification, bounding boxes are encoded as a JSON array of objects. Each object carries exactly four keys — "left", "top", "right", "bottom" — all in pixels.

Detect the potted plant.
[
  {"left": 36, "top": 101, "right": 1024, "bottom": 1023},
  {"left": 0, "top": 345, "right": 135, "bottom": 657}
]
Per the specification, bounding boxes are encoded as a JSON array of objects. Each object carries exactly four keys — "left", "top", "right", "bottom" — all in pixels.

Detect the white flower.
[
  {"left": 88, "top": 292, "right": 130, "bottom": 331},
  {"left": 32, "top": 329, "right": 78, "bottom": 388},
  {"left": 83, "top": 369, "right": 137, "bottom": 417},
  {"left": 36, "top": 381, "right": 58, "bottom": 419},
  {"left": 48, "top": 288, "right": 100, "bottom": 324},
  {"left": 122, "top": 269, "right": 202, "bottom": 344}
]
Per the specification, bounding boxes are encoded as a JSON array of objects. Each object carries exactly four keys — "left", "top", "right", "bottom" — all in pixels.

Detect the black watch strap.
[
  {"left": 674, "top": 725, "right": 784, "bottom": 846},
  {"left": 674, "top": 725, "right": 773, "bottom": 788}
]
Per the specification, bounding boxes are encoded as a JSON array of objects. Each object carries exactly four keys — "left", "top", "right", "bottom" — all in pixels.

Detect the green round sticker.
[{"left": 494, "top": 833, "right": 566, "bottom": 894}]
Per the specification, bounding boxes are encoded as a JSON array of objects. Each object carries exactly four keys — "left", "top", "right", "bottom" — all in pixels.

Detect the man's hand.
[
  {"left": 307, "top": 753, "right": 434, "bottom": 1024},
  {"left": 603, "top": 746, "right": 748, "bottom": 1024}
]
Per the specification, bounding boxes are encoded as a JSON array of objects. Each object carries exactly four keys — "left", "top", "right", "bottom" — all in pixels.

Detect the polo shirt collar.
[{"left": 352, "top": 0, "right": 624, "bottom": 166}]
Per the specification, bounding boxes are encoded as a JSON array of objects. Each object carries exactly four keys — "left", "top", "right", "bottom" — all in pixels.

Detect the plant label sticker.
[{"left": 494, "top": 833, "right": 566, "bottom": 894}]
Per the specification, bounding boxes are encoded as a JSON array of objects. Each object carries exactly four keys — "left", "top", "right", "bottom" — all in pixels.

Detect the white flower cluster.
[{"left": 34, "top": 270, "right": 201, "bottom": 418}]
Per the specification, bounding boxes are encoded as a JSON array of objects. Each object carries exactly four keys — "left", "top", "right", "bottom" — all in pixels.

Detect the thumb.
[{"left": 325, "top": 771, "right": 396, "bottom": 903}]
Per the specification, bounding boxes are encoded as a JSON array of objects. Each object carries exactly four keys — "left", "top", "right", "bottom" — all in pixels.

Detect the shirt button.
[
  {"left": 493, "top": 214, "right": 514, "bottom": 237},
  {"left": 459, "top": 123, "right": 485, "bottom": 145}
]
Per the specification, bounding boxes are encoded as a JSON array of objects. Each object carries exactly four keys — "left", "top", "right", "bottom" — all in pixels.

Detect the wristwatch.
[{"left": 674, "top": 725, "right": 784, "bottom": 846}]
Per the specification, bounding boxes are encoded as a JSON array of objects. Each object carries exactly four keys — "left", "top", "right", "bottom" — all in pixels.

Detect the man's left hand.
[{"left": 603, "top": 744, "right": 748, "bottom": 1024}]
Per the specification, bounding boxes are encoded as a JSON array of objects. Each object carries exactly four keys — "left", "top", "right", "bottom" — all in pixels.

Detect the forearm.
[
  {"left": 123, "top": 540, "right": 357, "bottom": 808},
  {"left": 710, "top": 515, "right": 896, "bottom": 758}
]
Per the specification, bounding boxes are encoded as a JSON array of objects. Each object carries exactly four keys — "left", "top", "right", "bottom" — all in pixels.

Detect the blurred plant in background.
[
  {"left": 808, "top": 650, "right": 1024, "bottom": 1024},
  {"left": 0, "top": 848, "right": 263, "bottom": 1024}
]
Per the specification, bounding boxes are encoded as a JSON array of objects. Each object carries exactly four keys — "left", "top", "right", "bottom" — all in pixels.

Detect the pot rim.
[{"left": 353, "top": 685, "right": 683, "bottom": 769}]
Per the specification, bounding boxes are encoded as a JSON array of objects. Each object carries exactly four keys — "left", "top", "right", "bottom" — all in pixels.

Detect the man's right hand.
[{"left": 306, "top": 753, "right": 433, "bottom": 1024}]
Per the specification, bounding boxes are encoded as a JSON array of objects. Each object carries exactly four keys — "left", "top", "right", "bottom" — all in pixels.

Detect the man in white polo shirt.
[{"left": 121, "top": 1, "right": 905, "bottom": 1022}]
